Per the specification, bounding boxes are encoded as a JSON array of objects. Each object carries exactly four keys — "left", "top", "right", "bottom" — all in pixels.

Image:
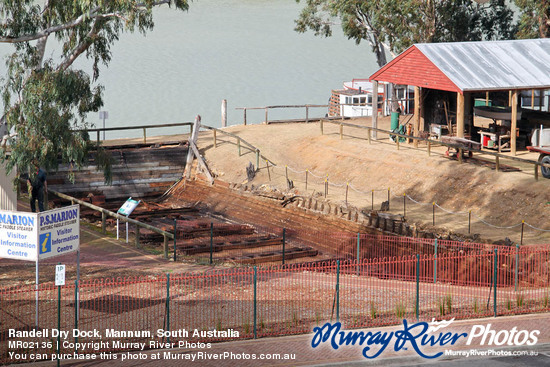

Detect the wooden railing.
[
  {"left": 83, "top": 122, "right": 194, "bottom": 145},
  {"left": 50, "top": 190, "right": 175, "bottom": 259},
  {"left": 321, "top": 119, "right": 550, "bottom": 181}
]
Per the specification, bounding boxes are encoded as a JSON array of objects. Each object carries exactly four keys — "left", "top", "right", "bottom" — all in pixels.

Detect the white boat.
[
  {"left": 473, "top": 105, "right": 522, "bottom": 121},
  {"left": 329, "top": 79, "right": 384, "bottom": 117}
]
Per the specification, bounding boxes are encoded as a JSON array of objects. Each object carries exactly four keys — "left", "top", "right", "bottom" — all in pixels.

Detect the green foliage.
[
  {"left": 395, "top": 301, "right": 406, "bottom": 319},
  {"left": 0, "top": 1, "right": 189, "bottom": 184},
  {"left": 516, "top": 292, "right": 525, "bottom": 307},
  {"left": 473, "top": 297, "right": 479, "bottom": 313},
  {"left": 515, "top": 0, "right": 550, "bottom": 38},
  {"left": 369, "top": 301, "right": 377, "bottom": 320},
  {"left": 295, "top": 0, "right": 516, "bottom": 68}
]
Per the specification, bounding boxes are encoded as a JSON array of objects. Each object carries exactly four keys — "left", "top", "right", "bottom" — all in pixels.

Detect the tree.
[
  {"left": 0, "top": 0, "right": 189, "bottom": 184},
  {"left": 294, "top": 0, "right": 516, "bottom": 68},
  {"left": 515, "top": 0, "right": 550, "bottom": 38}
]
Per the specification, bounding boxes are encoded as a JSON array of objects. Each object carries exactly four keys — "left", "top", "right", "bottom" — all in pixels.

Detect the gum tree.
[
  {"left": 294, "top": 0, "right": 515, "bottom": 68},
  {"left": 515, "top": 0, "right": 550, "bottom": 38},
  {"left": 0, "top": 0, "right": 189, "bottom": 184}
]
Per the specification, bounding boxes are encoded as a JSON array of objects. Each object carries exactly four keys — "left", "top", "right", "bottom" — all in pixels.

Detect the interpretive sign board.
[
  {"left": 0, "top": 210, "right": 38, "bottom": 261},
  {"left": 117, "top": 198, "right": 140, "bottom": 216},
  {"left": 37, "top": 205, "right": 80, "bottom": 260},
  {"left": 0, "top": 204, "right": 80, "bottom": 261}
]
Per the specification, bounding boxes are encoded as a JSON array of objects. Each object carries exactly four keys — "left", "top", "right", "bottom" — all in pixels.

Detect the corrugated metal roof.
[{"left": 415, "top": 38, "right": 550, "bottom": 92}]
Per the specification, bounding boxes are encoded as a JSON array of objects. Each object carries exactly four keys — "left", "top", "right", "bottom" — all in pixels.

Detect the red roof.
[{"left": 370, "top": 46, "right": 462, "bottom": 94}]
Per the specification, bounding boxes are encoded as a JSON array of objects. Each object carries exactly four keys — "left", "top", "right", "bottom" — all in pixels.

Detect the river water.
[{"left": 1, "top": 0, "right": 378, "bottom": 139}]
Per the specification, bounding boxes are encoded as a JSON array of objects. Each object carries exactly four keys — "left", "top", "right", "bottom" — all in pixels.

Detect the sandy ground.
[{"left": 187, "top": 117, "right": 550, "bottom": 245}]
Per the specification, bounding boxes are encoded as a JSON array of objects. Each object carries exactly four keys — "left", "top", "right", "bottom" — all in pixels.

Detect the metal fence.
[{"left": 2, "top": 248, "right": 549, "bottom": 364}]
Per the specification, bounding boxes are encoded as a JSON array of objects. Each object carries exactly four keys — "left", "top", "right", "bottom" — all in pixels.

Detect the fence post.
[
  {"left": 238, "top": 138, "right": 241, "bottom": 156},
  {"left": 534, "top": 163, "right": 539, "bottom": 181},
  {"left": 340, "top": 123, "right": 343, "bottom": 139},
  {"left": 209, "top": 222, "right": 214, "bottom": 265},
  {"left": 336, "top": 260, "right": 340, "bottom": 322},
  {"left": 432, "top": 202, "right": 435, "bottom": 226},
  {"left": 387, "top": 188, "right": 390, "bottom": 210},
  {"left": 515, "top": 244, "right": 519, "bottom": 292},
  {"left": 57, "top": 271, "right": 61, "bottom": 367},
  {"left": 256, "top": 150, "right": 259, "bottom": 171},
  {"left": 213, "top": 129, "right": 217, "bottom": 148},
  {"left": 243, "top": 108, "right": 247, "bottom": 125},
  {"left": 282, "top": 228, "right": 286, "bottom": 265},
  {"left": 305, "top": 169, "right": 308, "bottom": 191},
  {"left": 135, "top": 225, "right": 140, "bottom": 248},
  {"left": 266, "top": 160, "right": 271, "bottom": 181},
  {"left": 520, "top": 220, "right": 524, "bottom": 245},
  {"left": 101, "top": 211, "right": 106, "bottom": 234},
  {"left": 345, "top": 183, "right": 349, "bottom": 205},
  {"left": 356, "top": 233, "right": 360, "bottom": 276},
  {"left": 371, "top": 190, "right": 374, "bottom": 211},
  {"left": 494, "top": 248, "right": 498, "bottom": 317},
  {"left": 173, "top": 219, "right": 177, "bottom": 262},
  {"left": 285, "top": 165, "right": 288, "bottom": 183},
  {"left": 434, "top": 239, "right": 437, "bottom": 284},
  {"left": 368, "top": 127, "right": 372, "bottom": 144},
  {"left": 427, "top": 140, "right": 431, "bottom": 156},
  {"left": 143, "top": 127, "right": 147, "bottom": 144},
  {"left": 416, "top": 254, "right": 420, "bottom": 321},
  {"left": 166, "top": 273, "right": 170, "bottom": 343},
  {"left": 468, "top": 210, "right": 471, "bottom": 234},
  {"left": 495, "top": 155, "right": 500, "bottom": 171},
  {"left": 163, "top": 235, "right": 169, "bottom": 259},
  {"left": 403, "top": 193, "right": 406, "bottom": 217},
  {"left": 265, "top": 108, "right": 268, "bottom": 124},
  {"left": 320, "top": 119, "right": 324, "bottom": 135},
  {"left": 305, "top": 106, "right": 309, "bottom": 123},
  {"left": 253, "top": 266, "right": 257, "bottom": 339}
]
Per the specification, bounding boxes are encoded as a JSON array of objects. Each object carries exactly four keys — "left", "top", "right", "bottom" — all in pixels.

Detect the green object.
[
  {"left": 391, "top": 112, "right": 400, "bottom": 130},
  {"left": 494, "top": 249, "right": 498, "bottom": 317},
  {"left": 416, "top": 254, "right": 420, "bottom": 321},
  {"left": 336, "top": 260, "right": 340, "bottom": 322},
  {"left": 253, "top": 267, "right": 257, "bottom": 339},
  {"left": 474, "top": 98, "right": 492, "bottom": 107},
  {"left": 166, "top": 273, "right": 170, "bottom": 343}
]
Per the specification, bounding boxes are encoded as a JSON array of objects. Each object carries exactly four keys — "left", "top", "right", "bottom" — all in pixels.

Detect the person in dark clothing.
[{"left": 28, "top": 166, "right": 47, "bottom": 212}]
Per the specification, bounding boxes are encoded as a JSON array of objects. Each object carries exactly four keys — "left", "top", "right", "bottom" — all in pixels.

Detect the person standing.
[{"left": 28, "top": 165, "right": 47, "bottom": 212}]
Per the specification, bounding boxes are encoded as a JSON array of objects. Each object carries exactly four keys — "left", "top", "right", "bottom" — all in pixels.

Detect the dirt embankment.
[{"left": 190, "top": 118, "right": 550, "bottom": 245}]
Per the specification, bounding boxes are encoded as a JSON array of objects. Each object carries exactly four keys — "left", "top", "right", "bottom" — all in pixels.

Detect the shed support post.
[
  {"left": 457, "top": 92, "right": 465, "bottom": 139},
  {"left": 511, "top": 90, "right": 518, "bottom": 156},
  {"left": 372, "top": 80, "right": 379, "bottom": 140},
  {"left": 414, "top": 86, "right": 421, "bottom": 147}
]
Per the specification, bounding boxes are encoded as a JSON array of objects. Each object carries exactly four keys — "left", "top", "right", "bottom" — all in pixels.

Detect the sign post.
[
  {"left": 117, "top": 198, "right": 140, "bottom": 243},
  {"left": 99, "top": 111, "right": 108, "bottom": 140},
  {"left": 55, "top": 264, "right": 65, "bottom": 367},
  {"left": 0, "top": 205, "right": 80, "bottom": 327}
]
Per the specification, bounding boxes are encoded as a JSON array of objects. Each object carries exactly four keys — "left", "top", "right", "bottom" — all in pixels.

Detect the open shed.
[{"left": 369, "top": 38, "right": 550, "bottom": 154}]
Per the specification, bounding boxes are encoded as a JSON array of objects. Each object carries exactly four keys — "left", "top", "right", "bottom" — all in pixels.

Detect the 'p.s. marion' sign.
[{"left": 0, "top": 205, "right": 80, "bottom": 261}]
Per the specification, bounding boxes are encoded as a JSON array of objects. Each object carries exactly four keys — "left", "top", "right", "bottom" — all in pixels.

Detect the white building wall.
[{"left": 0, "top": 164, "right": 17, "bottom": 211}]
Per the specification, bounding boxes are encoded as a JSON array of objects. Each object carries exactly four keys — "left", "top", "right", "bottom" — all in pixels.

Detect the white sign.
[
  {"left": 118, "top": 198, "right": 140, "bottom": 217},
  {"left": 55, "top": 264, "right": 65, "bottom": 286},
  {"left": 0, "top": 204, "right": 80, "bottom": 261},
  {"left": 38, "top": 205, "right": 80, "bottom": 260},
  {"left": 0, "top": 210, "right": 38, "bottom": 261},
  {"left": 99, "top": 111, "right": 109, "bottom": 119}
]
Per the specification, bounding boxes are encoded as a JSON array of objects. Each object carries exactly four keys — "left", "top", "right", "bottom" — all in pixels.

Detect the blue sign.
[{"left": 39, "top": 232, "right": 51, "bottom": 254}]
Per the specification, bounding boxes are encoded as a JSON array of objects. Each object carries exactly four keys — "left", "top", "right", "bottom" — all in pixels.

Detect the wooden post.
[
  {"left": 243, "top": 108, "right": 247, "bottom": 125},
  {"left": 213, "top": 130, "right": 217, "bottom": 148},
  {"left": 221, "top": 99, "right": 227, "bottom": 127},
  {"left": 101, "top": 211, "right": 106, "bottom": 234},
  {"left": 495, "top": 156, "right": 500, "bottom": 171},
  {"left": 372, "top": 80, "right": 379, "bottom": 140},
  {"left": 367, "top": 127, "right": 371, "bottom": 144},
  {"left": 456, "top": 92, "right": 465, "bottom": 138},
  {"left": 396, "top": 135, "right": 400, "bottom": 150},
  {"left": 535, "top": 163, "right": 539, "bottom": 181},
  {"left": 320, "top": 119, "right": 324, "bottom": 135},
  {"left": 531, "top": 89, "right": 535, "bottom": 109},
  {"left": 509, "top": 90, "right": 513, "bottom": 106},
  {"left": 427, "top": 141, "right": 431, "bottom": 156},
  {"left": 511, "top": 90, "right": 518, "bottom": 155},
  {"left": 163, "top": 235, "right": 168, "bottom": 259},
  {"left": 266, "top": 160, "right": 271, "bottom": 181},
  {"left": 265, "top": 108, "right": 268, "bottom": 124},
  {"left": 96, "top": 131, "right": 100, "bottom": 147},
  {"left": 305, "top": 106, "right": 309, "bottom": 123},
  {"left": 238, "top": 138, "right": 241, "bottom": 156},
  {"left": 458, "top": 148, "right": 463, "bottom": 164},
  {"left": 486, "top": 91, "right": 490, "bottom": 106},
  {"left": 143, "top": 128, "right": 147, "bottom": 144},
  {"left": 135, "top": 225, "right": 140, "bottom": 249},
  {"left": 339, "top": 123, "right": 343, "bottom": 140},
  {"left": 414, "top": 86, "right": 421, "bottom": 147}
]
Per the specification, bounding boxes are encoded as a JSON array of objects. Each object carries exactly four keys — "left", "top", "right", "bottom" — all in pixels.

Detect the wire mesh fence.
[{"left": 2, "top": 248, "right": 550, "bottom": 364}]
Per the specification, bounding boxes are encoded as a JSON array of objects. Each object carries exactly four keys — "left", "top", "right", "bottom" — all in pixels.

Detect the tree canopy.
[
  {"left": 0, "top": 0, "right": 189, "bottom": 184},
  {"left": 295, "top": 0, "right": 516, "bottom": 68},
  {"left": 515, "top": 0, "right": 550, "bottom": 38}
]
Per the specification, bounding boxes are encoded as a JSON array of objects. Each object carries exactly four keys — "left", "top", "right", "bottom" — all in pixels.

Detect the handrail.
[
  {"left": 201, "top": 124, "right": 276, "bottom": 166},
  {"left": 82, "top": 122, "right": 193, "bottom": 133},
  {"left": 322, "top": 119, "right": 550, "bottom": 175}
]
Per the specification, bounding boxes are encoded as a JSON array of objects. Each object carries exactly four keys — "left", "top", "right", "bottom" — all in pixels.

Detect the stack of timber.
[{"left": 48, "top": 143, "right": 188, "bottom": 200}]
